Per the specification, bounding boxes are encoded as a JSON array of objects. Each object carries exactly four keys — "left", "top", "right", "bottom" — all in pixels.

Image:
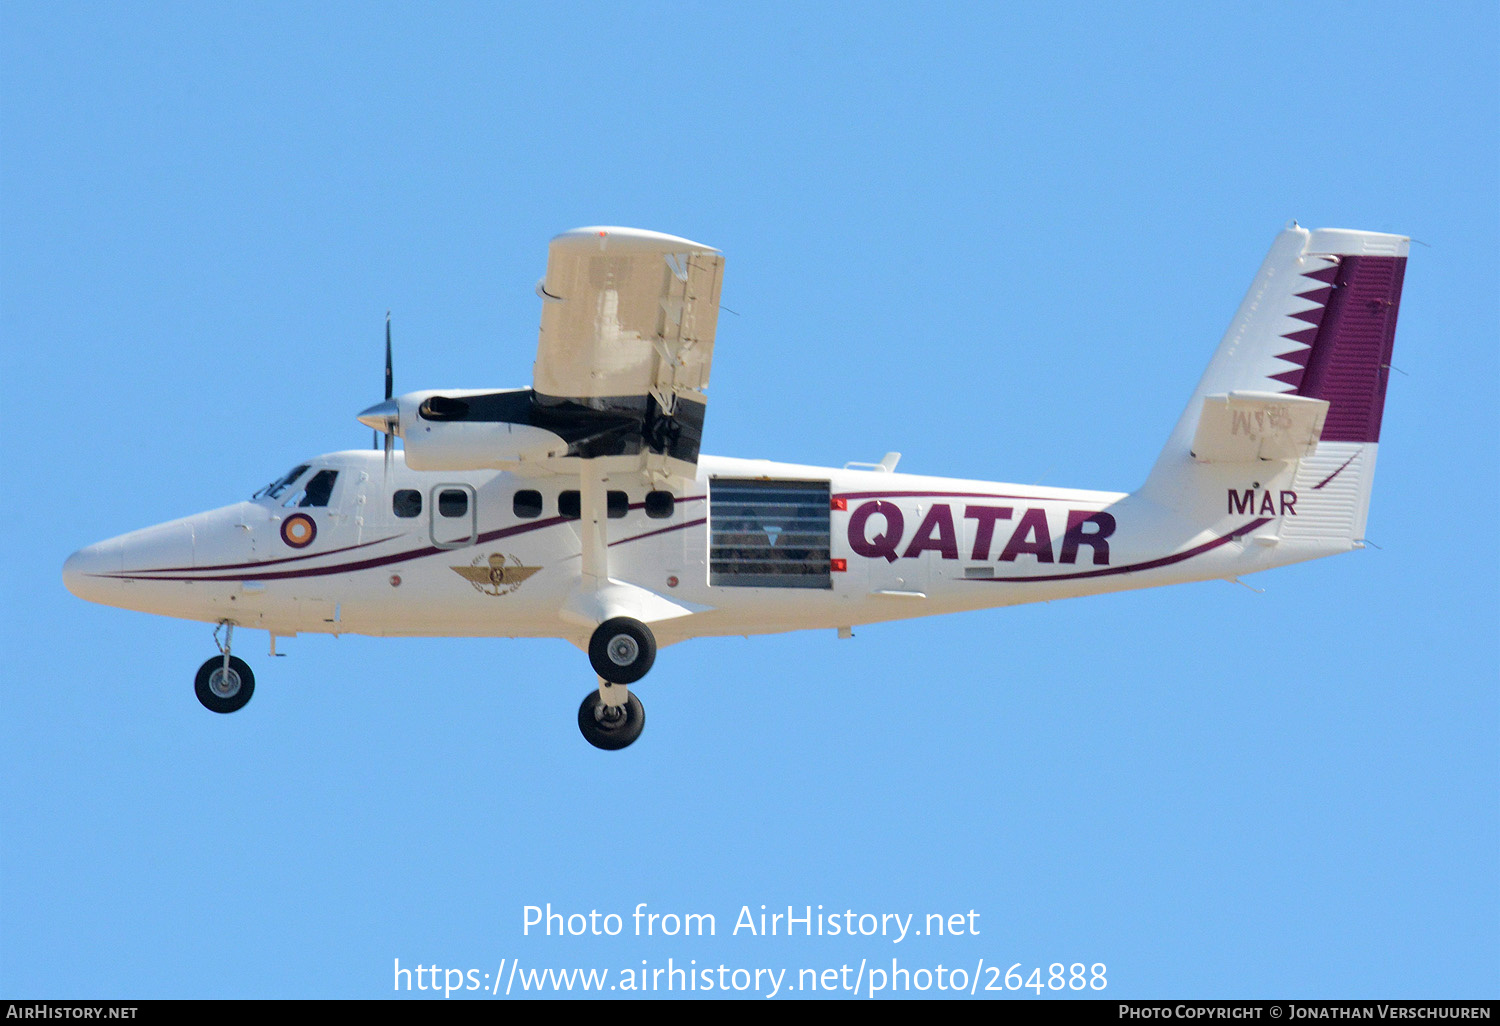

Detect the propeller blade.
[
  {"left": 365, "top": 312, "right": 397, "bottom": 474},
  {"left": 385, "top": 311, "right": 394, "bottom": 401},
  {"left": 374, "top": 312, "right": 394, "bottom": 449}
]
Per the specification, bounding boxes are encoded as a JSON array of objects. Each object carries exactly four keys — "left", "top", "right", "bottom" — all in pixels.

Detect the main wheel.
[
  {"left": 195, "top": 655, "right": 255, "bottom": 714},
  {"left": 588, "top": 617, "right": 656, "bottom": 684},
  {"left": 577, "top": 690, "right": 645, "bottom": 750}
]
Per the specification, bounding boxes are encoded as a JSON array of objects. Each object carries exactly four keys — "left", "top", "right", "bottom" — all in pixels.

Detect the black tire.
[
  {"left": 577, "top": 690, "right": 645, "bottom": 750},
  {"left": 588, "top": 617, "right": 656, "bottom": 684},
  {"left": 194, "top": 655, "right": 255, "bottom": 714}
]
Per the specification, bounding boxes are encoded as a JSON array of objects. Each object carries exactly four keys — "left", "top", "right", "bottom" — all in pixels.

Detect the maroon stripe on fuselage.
[
  {"left": 607, "top": 517, "right": 707, "bottom": 547},
  {"left": 97, "top": 496, "right": 709, "bottom": 583},
  {"left": 833, "top": 489, "right": 1108, "bottom": 504},
  {"left": 963, "top": 519, "right": 1272, "bottom": 583},
  {"left": 130, "top": 533, "right": 402, "bottom": 573}
]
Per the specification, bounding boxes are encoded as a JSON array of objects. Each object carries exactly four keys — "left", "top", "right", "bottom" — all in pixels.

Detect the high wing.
[
  {"left": 534, "top": 227, "right": 724, "bottom": 475},
  {"left": 531, "top": 229, "right": 725, "bottom": 632}
]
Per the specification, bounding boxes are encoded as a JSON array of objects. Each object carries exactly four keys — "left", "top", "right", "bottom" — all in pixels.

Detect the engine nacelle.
[
  {"left": 396, "top": 389, "right": 569, "bottom": 471},
  {"left": 359, "top": 384, "right": 703, "bottom": 472}
]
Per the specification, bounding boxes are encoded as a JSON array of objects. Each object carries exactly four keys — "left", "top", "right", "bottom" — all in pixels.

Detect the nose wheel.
[
  {"left": 196, "top": 621, "right": 254, "bottom": 713},
  {"left": 195, "top": 655, "right": 255, "bottom": 713}
]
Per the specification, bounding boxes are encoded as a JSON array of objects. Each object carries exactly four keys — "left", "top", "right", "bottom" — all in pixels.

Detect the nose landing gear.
[{"left": 195, "top": 621, "right": 255, "bottom": 714}]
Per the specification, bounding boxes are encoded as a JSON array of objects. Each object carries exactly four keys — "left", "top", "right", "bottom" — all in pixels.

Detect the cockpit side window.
[
  {"left": 284, "top": 469, "right": 339, "bottom": 508},
  {"left": 254, "top": 464, "right": 311, "bottom": 501}
]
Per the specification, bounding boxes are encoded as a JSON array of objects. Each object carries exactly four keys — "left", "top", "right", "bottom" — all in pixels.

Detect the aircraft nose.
[{"left": 63, "top": 539, "right": 124, "bottom": 601}]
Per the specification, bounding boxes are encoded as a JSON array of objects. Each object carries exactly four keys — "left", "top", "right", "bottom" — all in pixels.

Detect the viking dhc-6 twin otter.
[{"left": 63, "top": 225, "right": 1408, "bottom": 749}]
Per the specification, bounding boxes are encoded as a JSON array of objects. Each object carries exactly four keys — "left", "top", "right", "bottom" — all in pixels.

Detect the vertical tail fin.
[{"left": 1139, "top": 225, "right": 1408, "bottom": 550}]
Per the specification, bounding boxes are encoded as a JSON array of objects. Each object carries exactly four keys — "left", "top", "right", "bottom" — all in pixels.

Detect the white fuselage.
[{"left": 62, "top": 449, "right": 1344, "bottom": 649}]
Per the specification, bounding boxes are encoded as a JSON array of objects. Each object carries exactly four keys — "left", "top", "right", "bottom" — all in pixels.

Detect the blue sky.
[{"left": 2, "top": 1, "right": 1496, "bottom": 1000}]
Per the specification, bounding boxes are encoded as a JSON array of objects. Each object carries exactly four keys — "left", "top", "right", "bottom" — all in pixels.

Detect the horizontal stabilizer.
[{"left": 1190, "top": 391, "right": 1329, "bottom": 463}]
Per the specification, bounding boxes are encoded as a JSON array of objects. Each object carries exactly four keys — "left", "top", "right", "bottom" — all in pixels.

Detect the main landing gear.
[
  {"left": 578, "top": 617, "right": 655, "bottom": 750},
  {"left": 578, "top": 687, "right": 645, "bottom": 750},
  {"left": 195, "top": 622, "right": 255, "bottom": 714},
  {"left": 588, "top": 617, "right": 656, "bottom": 683}
]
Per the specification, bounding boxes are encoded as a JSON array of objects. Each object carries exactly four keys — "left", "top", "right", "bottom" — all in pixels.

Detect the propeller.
[
  {"left": 358, "top": 311, "right": 400, "bottom": 484},
  {"left": 382, "top": 312, "right": 394, "bottom": 479},
  {"left": 371, "top": 312, "right": 394, "bottom": 445},
  {"left": 384, "top": 310, "right": 394, "bottom": 401}
]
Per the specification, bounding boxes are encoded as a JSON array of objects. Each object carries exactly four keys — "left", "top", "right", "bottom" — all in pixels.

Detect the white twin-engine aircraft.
[{"left": 64, "top": 224, "right": 1408, "bottom": 749}]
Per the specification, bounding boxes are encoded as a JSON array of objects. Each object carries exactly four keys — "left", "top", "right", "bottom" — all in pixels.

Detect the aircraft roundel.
[{"left": 280, "top": 513, "right": 317, "bottom": 549}]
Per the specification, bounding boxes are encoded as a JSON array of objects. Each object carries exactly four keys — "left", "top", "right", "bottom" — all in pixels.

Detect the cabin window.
[
  {"left": 513, "top": 490, "right": 543, "bottom": 519},
  {"left": 555, "top": 490, "right": 626, "bottom": 519},
  {"left": 645, "top": 491, "right": 675, "bottom": 519},
  {"left": 393, "top": 489, "right": 422, "bottom": 518},
  {"left": 438, "top": 489, "right": 469, "bottom": 518}
]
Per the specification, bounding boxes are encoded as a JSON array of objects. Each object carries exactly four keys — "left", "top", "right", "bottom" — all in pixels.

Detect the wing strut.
[{"left": 578, "top": 462, "right": 609, "bottom": 588}]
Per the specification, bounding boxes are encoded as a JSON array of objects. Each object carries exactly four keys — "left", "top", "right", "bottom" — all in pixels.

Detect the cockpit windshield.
[
  {"left": 252, "top": 464, "right": 311, "bottom": 501},
  {"left": 284, "top": 469, "right": 339, "bottom": 508}
]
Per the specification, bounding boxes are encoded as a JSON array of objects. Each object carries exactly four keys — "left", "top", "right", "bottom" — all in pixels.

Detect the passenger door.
[{"left": 430, "top": 484, "right": 478, "bottom": 549}]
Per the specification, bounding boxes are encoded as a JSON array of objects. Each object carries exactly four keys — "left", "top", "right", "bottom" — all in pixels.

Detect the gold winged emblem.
[{"left": 451, "top": 553, "right": 541, "bottom": 597}]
